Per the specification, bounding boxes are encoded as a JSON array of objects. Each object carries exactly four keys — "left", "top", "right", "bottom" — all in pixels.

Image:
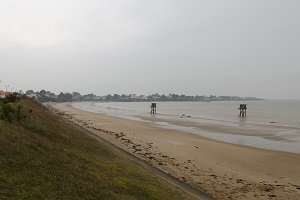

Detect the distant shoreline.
[
  {"left": 25, "top": 90, "right": 262, "bottom": 102},
  {"left": 39, "top": 99, "right": 264, "bottom": 103}
]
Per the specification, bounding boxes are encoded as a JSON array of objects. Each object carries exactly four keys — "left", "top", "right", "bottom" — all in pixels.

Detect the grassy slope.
[{"left": 0, "top": 99, "right": 190, "bottom": 200}]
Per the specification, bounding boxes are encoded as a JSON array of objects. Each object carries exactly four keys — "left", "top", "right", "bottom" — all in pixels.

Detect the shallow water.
[{"left": 72, "top": 100, "right": 300, "bottom": 154}]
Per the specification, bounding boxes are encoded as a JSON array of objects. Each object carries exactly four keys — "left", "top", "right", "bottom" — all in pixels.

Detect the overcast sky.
[{"left": 0, "top": 0, "right": 299, "bottom": 99}]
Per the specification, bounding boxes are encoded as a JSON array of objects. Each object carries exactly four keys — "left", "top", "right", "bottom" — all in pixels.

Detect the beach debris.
[
  {"left": 262, "top": 185, "right": 274, "bottom": 192},
  {"left": 210, "top": 174, "right": 217, "bottom": 179},
  {"left": 180, "top": 114, "right": 191, "bottom": 118},
  {"left": 236, "top": 179, "right": 244, "bottom": 184}
]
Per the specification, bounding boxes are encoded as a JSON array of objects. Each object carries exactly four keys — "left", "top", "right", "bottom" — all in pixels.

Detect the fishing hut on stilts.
[
  {"left": 238, "top": 104, "right": 247, "bottom": 117},
  {"left": 150, "top": 103, "right": 157, "bottom": 114}
]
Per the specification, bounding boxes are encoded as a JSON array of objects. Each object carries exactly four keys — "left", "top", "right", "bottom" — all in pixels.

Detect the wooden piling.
[
  {"left": 238, "top": 104, "right": 247, "bottom": 117},
  {"left": 151, "top": 103, "right": 157, "bottom": 114}
]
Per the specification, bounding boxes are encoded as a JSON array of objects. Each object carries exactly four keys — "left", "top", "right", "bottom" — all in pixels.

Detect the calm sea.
[{"left": 72, "top": 100, "right": 300, "bottom": 154}]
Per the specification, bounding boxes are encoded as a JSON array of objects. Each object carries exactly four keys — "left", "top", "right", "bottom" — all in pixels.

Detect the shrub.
[
  {"left": 0, "top": 102, "right": 24, "bottom": 123},
  {"left": 0, "top": 103, "right": 13, "bottom": 122},
  {"left": 16, "top": 104, "right": 22, "bottom": 121},
  {"left": 5, "top": 93, "right": 19, "bottom": 103}
]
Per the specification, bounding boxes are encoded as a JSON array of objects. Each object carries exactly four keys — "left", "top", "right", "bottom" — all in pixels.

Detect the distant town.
[{"left": 21, "top": 90, "right": 261, "bottom": 102}]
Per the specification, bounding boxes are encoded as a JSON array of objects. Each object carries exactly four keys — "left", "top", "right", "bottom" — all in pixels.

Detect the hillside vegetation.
[{"left": 0, "top": 98, "right": 190, "bottom": 200}]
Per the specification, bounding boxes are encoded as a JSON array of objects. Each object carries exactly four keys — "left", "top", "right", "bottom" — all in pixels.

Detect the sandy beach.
[{"left": 51, "top": 103, "right": 300, "bottom": 200}]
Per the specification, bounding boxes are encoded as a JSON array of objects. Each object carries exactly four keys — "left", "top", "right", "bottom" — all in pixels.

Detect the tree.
[
  {"left": 72, "top": 92, "right": 81, "bottom": 97},
  {"left": 40, "top": 90, "right": 46, "bottom": 96},
  {"left": 112, "top": 94, "right": 120, "bottom": 101},
  {"left": 57, "top": 92, "right": 72, "bottom": 102},
  {"left": 106, "top": 94, "right": 112, "bottom": 101},
  {"left": 0, "top": 103, "right": 13, "bottom": 122},
  {"left": 25, "top": 90, "right": 35, "bottom": 95}
]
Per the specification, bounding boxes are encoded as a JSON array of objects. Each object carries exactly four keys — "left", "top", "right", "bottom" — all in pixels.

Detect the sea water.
[{"left": 72, "top": 100, "right": 300, "bottom": 153}]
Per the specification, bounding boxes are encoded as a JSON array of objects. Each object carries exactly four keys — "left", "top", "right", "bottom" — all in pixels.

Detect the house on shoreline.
[{"left": 0, "top": 90, "right": 11, "bottom": 99}]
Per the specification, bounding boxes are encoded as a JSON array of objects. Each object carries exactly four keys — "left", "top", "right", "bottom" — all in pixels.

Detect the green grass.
[{"left": 0, "top": 99, "right": 190, "bottom": 200}]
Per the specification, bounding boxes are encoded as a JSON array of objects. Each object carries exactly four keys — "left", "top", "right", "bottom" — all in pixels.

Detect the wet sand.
[{"left": 50, "top": 103, "right": 300, "bottom": 200}]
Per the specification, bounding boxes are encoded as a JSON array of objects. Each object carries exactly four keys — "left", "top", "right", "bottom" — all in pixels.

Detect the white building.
[
  {"left": 138, "top": 95, "right": 147, "bottom": 100},
  {"left": 129, "top": 94, "right": 137, "bottom": 99},
  {"left": 27, "top": 94, "right": 37, "bottom": 99},
  {"left": 0, "top": 91, "right": 6, "bottom": 98}
]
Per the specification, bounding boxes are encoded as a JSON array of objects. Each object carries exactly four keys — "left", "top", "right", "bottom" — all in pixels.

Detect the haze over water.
[{"left": 72, "top": 100, "right": 300, "bottom": 154}]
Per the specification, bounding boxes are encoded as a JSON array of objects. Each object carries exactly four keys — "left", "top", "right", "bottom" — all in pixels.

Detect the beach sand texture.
[{"left": 51, "top": 103, "right": 300, "bottom": 200}]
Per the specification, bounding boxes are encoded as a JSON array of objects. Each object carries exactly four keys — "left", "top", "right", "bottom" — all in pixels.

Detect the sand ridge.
[{"left": 50, "top": 103, "right": 300, "bottom": 200}]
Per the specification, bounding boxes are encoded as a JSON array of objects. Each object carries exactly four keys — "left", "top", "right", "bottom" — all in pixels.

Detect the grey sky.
[{"left": 0, "top": 0, "right": 299, "bottom": 99}]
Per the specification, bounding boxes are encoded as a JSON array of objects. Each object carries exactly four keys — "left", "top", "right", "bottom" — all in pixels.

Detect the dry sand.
[{"left": 50, "top": 103, "right": 300, "bottom": 200}]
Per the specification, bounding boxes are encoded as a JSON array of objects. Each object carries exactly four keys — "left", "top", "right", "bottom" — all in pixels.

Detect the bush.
[
  {"left": 0, "top": 103, "right": 13, "bottom": 122},
  {"left": 0, "top": 102, "right": 25, "bottom": 123},
  {"left": 0, "top": 93, "right": 26, "bottom": 123},
  {"left": 16, "top": 104, "right": 22, "bottom": 121},
  {"left": 5, "top": 93, "right": 19, "bottom": 103}
]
